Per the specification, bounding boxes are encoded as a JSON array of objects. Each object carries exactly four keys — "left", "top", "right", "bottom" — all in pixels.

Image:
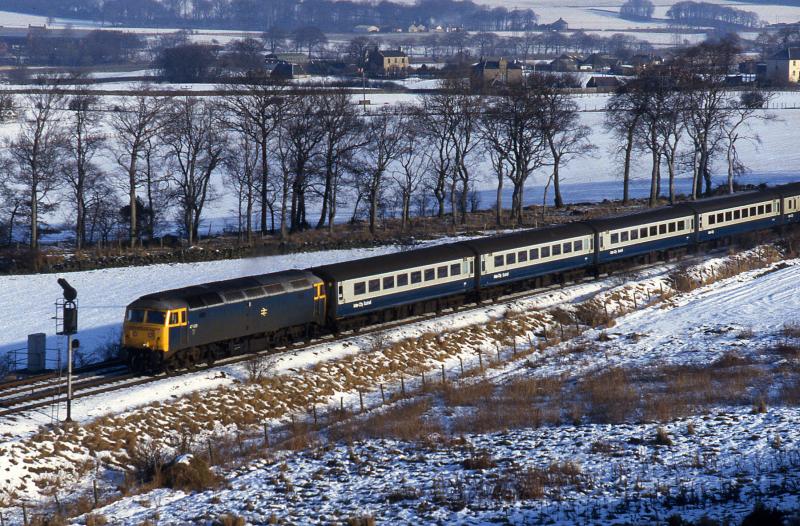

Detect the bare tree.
[
  {"left": 479, "top": 95, "right": 513, "bottom": 226},
  {"left": 445, "top": 79, "right": 483, "bottom": 224},
  {"left": 280, "top": 93, "right": 325, "bottom": 235},
  {"left": 393, "top": 119, "right": 426, "bottom": 232},
  {"left": 316, "top": 89, "right": 367, "bottom": 231},
  {"left": 604, "top": 84, "right": 647, "bottom": 204},
  {"left": 415, "top": 94, "right": 456, "bottom": 219},
  {"left": 720, "top": 90, "right": 774, "bottom": 193},
  {"left": 530, "top": 74, "right": 594, "bottom": 209},
  {"left": 224, "top": 124, "right": 259, "bottom": 242},
  {"left": 139, "top": 137, "right": 171, "bottom": 240},
  {"left": 7, "top": 88, "right": 66, "bottom": 249},
  {"left": 360, "top": 108, "right": 405, "bottom": 235},
  {"left": 221, "top": 75, "right": 288, "bottom": 235},
  {"left": 109, "top": 87, "right": 171, "bottom": 247},
  {"left": 482, "top": 85, "right": 546, "bottom": 225},
  {"left": 162, "top": 97, "right": 226, "bottom": 245},
  {"left": 63, "top": 91, "right": 105, "bottom": 249}
]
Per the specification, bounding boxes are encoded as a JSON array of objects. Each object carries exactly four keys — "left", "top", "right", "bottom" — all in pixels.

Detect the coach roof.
[
  {"left": 462, "top": 223, "right": 594, "bottom": 254},
  {"left": 312, "top": 243, "right": 475, "bottom": 281},
  {"left": 586, "top": 204, "right": 695, "bottom": 231},
  {"left": 684, "top": 189, "right": 781, "bottom": 214}
]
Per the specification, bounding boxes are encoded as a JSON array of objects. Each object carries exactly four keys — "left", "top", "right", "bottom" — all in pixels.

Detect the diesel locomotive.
[{"left": 122, "top": 182, "right": 800, "bottom": 372}]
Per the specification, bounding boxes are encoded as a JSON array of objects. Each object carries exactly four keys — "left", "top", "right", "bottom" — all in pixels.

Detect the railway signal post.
[{"left": 56, "top": 278, "right": 78, "bottom": 422}]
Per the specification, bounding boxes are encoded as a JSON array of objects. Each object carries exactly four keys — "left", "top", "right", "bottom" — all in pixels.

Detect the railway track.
[{"left": 0, "top": 244, "right": 744, "bottom": 421}]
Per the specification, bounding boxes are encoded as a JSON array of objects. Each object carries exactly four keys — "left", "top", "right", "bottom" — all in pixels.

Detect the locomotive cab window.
[
  {"left": 148, "top": 311, "right": 166, "bottom": 325},
  {"left": 127, "top": 309, "right": 146, "bottom": 323},
  {"left": 169, "top": 312, "right": 179, "bottom": 325}
]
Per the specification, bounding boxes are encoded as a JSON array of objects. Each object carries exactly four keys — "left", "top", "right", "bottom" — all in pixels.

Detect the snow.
[{"left": 58, "top": 249, "right": 800, "bottom": 526}]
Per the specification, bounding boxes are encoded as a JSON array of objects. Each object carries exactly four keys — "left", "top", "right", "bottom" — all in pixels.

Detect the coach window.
[
  {"left": 494, "top": 255, "right": 504, "bottom": 267},
  {"left": 620, "top": 232, "right": 629, "bottom": 242},
  {"left": 717, "top": 213, "right": 724, "bottom": 223},
  {"left": 437, "top": 266, "right": 448, "bottom": 279},
  {"left": 383, "top": 276, "right": 395, "bottom": 290},
  {"left": 750, "top": 206, "right": 757, "bottom": 216},
  {"left": 369, "top": 279, "right": 380, "bottom": 293},
  {"left": 518, "top": 251, "right": 528, "bottom": 263},
  {"left": 766, "top": 203, "right": 773, "bottom": 213},
  {"left": 424, "top": 269, "right": 435, "bottom": 281},
  {"left": 450, "top": 263, "right": 461, "bottom": 276},
  {"left": 574, "top": 240, "right": 583, "bottom": 251},
  {"left": 541, "top": 246, "right": 550, "bottom": 258},
  {"left": 398, "top": 273, "right": 409, "bottom": 287},
  {"left": 678, "top": 220, "right": 685, "bottom": 230},
  {"left": 758, "top": 205, "right": 765, "bottom": 215},
  {"left": 659, "top": 224, "right": 667, "bottom": 235},
  {"left": 708, "top": 215, "right": 716, "bottom": 225},
  {"left": 649, "top": 225, "right": 657, "bottom": 236},
  {"left": 725, "top": 211, "right": 732, "bottom": 221},
  {"left": 530, "top": 248, "right": 539, "bottom": 260},
  {"left": 354, "top": 282, "right": 366, "bottom": 295},
  {"left": 668, "top": 222, "right": 676, "bottom": 233},
  {"left": 552, "top": 244, "right": 562, "bottom": 256},
  {"left": 610, "top": 233, "right": 619, "bottom": 244},
  {"left": 640, "top": 227, "right": 648, "bottom": 238},
  {"left": 630, "top": 230, "right": 639, "bottom": 241},
  {"left": 733, "top": 210, "right": 740, "bottom": 220},
  {"left": 411, "top": 271, "right": 422, "bottom": 284},
  {"left": 563, "top": 242, "right": 573, "bottom": 254},
  {"left": 506, "top": 253, "right": 516, "bottom": 265},
  {"left": 742, "top": 208, "right": 749, "bottom": 218}
]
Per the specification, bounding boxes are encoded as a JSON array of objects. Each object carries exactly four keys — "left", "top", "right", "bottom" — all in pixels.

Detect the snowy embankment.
[{"left": 1, "top": 245, "right": 798, "bottom": 524}]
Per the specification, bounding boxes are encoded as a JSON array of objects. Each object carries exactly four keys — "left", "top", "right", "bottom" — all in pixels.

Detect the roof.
[
  {"left": 462, "top": 223, "right": 594, "bottom": 253},
  {"left": 586, "top": 204, "right": 696, "bottom": 231},
  {"left": 313, "top": 243, "right": 475, "bottom": 281},
  {"left": 378, "top": 49, "right": 407, "bottom": 58},
  {"left": 769, "top": 47, "right": 800, "bottom": 60},
  {"left": 683, "top": 189, "right": 781, "bottom": 213},
  {"left": 588, "top": 76, "right": 621, "bottom": 87},
  {"left": 473, "top": 58, "right": 523, "bottom": 70},
  {"left": 132, "top": 269, "right": 318, "bottom": 309},
  {"left": 774, "top": 182, "right": 800, "bottom": 197}
]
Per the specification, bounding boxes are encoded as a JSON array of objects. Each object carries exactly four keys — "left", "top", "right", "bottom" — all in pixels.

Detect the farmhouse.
[
  {"left": 365, "top": 47, "right": 409, "bottom": 77},
  {"left": 766, "top": 47, "right": 800, "bottom": 84},
  {"left": 471, "top": 57, "right": 524, "bottom": 88}
]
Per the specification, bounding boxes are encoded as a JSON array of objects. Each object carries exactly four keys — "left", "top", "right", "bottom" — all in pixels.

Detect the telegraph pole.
[{"left": 57, "top": 278, "right": 78, "bottom": 422}]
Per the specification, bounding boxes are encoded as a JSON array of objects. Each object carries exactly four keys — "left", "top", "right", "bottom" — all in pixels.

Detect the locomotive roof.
[
  {"left": 461, "top": 223, "right": 594, "bottom": 253},
  {"left": 683, "top": 189, "right": 781, "bottom": 213},
  {"left": 131, "top": 269, "right": 319, "bottom": 310},
  {"left": 312, "top": 243, "right": 475, "bottom": 281},
  {"left": 586, "top": 204, "right": 695, "bottom": 231}
]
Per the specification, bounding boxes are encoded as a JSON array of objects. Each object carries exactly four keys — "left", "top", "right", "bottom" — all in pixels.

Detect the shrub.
[
  {"left": 654, "top": 427, "right": 673, "bottom": 446},
  {"left": 741, "top": 502, "right": 785, "bottom": 526},
  {"left": 462, "top": 452, "right": 496, "bottom": 470},
  {"left": 163, "top": 455, "right": 221, "bottom": 493}
]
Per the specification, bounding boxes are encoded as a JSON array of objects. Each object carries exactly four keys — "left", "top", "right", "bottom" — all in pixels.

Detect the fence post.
[
  {"left": 208, "top": 440, "right": 214, "bottom": 462},
  {"left": 93, "top": 479, "right": 99, "bottom": 509},
  {"left": 478, "top": 351, "right": 483, "bottom": 370},
  {"left": 459, "top": 356, "right": 464, "bottom": 375},
  {"left": 421, "top": 373, "right": 426, "bottom": 388},
  {"left": 496, "top": 344, "right": 501, "bottom": 362},
  {"left": 401, "top": 376, "right": 406, "bottom": 397},
  {"left": 263, "top": 424, "right": 269, "bottom": 448},
  {"left": 441, "top": 363, "right": 446, "bottom": 384},
  {"left": 380, "top": 383, "right": 385, "bottom": 403},
  {"left": 340, "top": 397, "right": 344, "bottom": 413},
  {"left": 359, "top": 390, "right": 364, "bottom": 413},
  {"left": 559, "top": 321, "right": 565, "bottom": 339},
  {"left": 313, "top": 405, "right": 318, "bottom": 425},
  {"left": 22, "top": 504, "right": 27, "bottom": 526}
]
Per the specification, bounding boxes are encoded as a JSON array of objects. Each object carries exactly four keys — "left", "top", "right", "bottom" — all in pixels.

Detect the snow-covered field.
[{"left": 37, "top": 248, "right": 799, "bottom": 526}]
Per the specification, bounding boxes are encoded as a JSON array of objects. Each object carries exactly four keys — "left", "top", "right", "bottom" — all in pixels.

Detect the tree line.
[
  {"left": 666, "top": 1, "right": 761, "bottom": 30},
  {"left": 0, "top": 38, "right": 773, "bottom": 250},
  {"left": 0, "top": 0, "right": 538, "bottom": 33}
]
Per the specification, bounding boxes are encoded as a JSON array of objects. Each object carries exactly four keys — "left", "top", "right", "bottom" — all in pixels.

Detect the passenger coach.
[
  {"left": 313, "top": 244, "right": 476, "bottom": 329},
  {"left": 463, "top": 223, "right": 595, "bottom": 293},
  {"left": 688, "top": 190, "right": 781, "bottom": 242}
]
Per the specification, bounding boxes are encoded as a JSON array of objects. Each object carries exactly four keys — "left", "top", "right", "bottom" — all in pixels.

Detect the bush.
[
  {"left": 462, "top": 452, "right": 496, "bottom": 470},
  {"left": 741, "top": 502, "right": 785, "bottom": 526},
  {"left": 654, "top": 426, "right": 673, "bottom": 446},
  {"left": 163, "top": 454, "right": 221, "bottom": 493}
]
